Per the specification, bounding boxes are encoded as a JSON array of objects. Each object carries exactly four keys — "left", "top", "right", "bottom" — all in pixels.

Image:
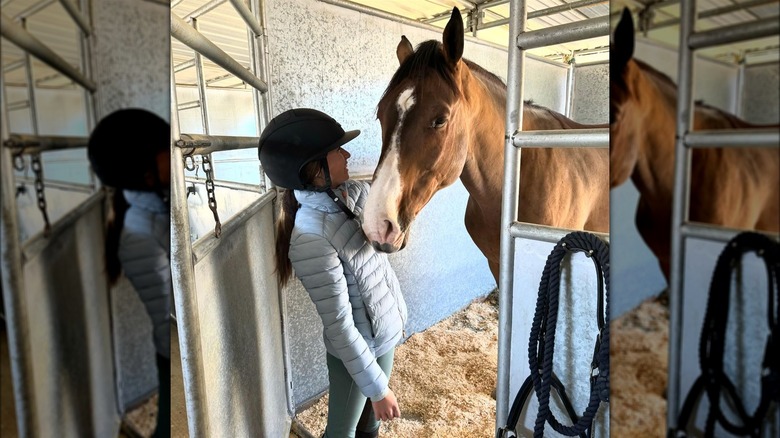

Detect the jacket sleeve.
[{"left": 289, "top": 232, "right": 390, "bottom": 401}]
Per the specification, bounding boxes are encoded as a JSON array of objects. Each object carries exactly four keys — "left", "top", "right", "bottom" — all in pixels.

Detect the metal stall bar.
[
  {"left": 667, "top": 0, "right": 780, "bottom": 433},
  {"left": 647, "top": 0, "right": 779, "bottom": 33},
  {"left": 510, "top": 222, "right": 610, "bottom": 244},
  {"left": 169, "top": 51, "right": 207, "bottom": 437},
  {"left": 4, "top": 134, "right": 89, "bottom": 152},
  {"left": 497, "top": 0, "right": 610, "bottom": 430},
  {"left": 0, "top": 68, "right": 35, "bottom": 438},
  {"left": 481, "top": 0, "right": 607, "bottom": 31},
  {"left": 0, "top": 13, "right": 97, "bottom": 92},
  {"left": 175, "top": 133, "right": 259, "bottom": 155},
  {"left": 171, "top": 13, "right": 268, "bottom": 92}
]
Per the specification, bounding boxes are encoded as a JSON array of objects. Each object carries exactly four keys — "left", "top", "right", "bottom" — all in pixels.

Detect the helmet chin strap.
[{"left": 308, "top": 157, "right": 356, "bottom": 220}]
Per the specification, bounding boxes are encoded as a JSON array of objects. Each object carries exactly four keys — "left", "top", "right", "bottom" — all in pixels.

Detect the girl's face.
[{"left": 326, "top": 146, "right": 351, "bottom": 188}]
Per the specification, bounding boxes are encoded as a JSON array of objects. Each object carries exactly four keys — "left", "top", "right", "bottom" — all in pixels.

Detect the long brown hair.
[
  {"left": 105, "top": 188, "right": 129, "bottom": 285},
  {"left": 275, "top": 160, "right": 324, "bottom": 287}
]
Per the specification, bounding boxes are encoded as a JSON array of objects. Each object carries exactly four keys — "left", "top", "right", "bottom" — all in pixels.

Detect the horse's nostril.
[{"left": 383, "top": 219, "right": 395, "bottom": 239}]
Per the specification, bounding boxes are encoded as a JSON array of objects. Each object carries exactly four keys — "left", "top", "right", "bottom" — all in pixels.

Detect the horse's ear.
[
  {"left": 397, "top": 35, "right": 414, "bottom": 65},
  {"left": 612, "top": 8, "right": 635, "bottom": 72},
  {"left": 442, "top": 7, "right": 464, "bottom": 65}
]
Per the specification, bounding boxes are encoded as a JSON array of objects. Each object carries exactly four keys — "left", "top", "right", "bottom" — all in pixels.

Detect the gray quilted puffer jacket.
[
  {"left": 118, "top": 190, "right": 171, "bottom": 358},
  {"left": 289, "top": 180, "right": 408, "bottom": 402}
]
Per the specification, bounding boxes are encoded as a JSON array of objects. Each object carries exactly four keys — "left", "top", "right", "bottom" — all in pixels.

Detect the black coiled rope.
[
  {"left": 498, "top": 231, "right": 610, "bottom": 438},
  {"left": 675, "top": 232, "right": 780, "bottom": 438}
]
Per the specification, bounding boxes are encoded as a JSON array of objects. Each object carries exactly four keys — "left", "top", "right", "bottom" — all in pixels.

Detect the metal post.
[
  {"left": 21, "top": 18, "right": 40, "bottom": 137},
  {"left": 0, "top": 62, "right": 35, "bottom": 438},
  {"left": 58, "top": 0, "right": 92, "bottom": 36},
  {"left": 496, "top": 0, "right": 525, "bottom": 430},
  {"left": 668, "top": 0, "right": 697, "bottom": 433},
  {"left": 170, "top": 52, "right": 207, "bottom": 437},
  {"left": 565, "top": 59, "right": 575, "bottom": 117},
  {"left": 249, "top": 0, "right": 275, "bottom": 191},
  {"left": 191, "top": 18, "right": 211, "bottom": 135},
  {"left": 735, "top": 57, "right": 745, "bottom": 117},
  {"left": 78, "top": 0, "right": 95, "bottom": 132}
]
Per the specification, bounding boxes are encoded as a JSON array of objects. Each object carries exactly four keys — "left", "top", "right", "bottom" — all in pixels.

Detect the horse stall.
[
  {"left": 168, "top": 0, "right": 610, "bottom": 437},
  {"left": 609, "top": 0, "right": 780, "bottom": 436},
  {"left": 1, "top": 0, "right": 169, "bottom": 436}
]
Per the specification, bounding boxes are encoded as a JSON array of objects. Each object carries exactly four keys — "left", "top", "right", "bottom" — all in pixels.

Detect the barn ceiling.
[
  {"left": 612, "top": 0, "right": 780, "bottom": 65},
  {"left": 1, "top": 0, "right": 777, "bottom": 92}
]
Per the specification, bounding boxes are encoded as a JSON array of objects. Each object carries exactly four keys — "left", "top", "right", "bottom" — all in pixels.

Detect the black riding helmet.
[
  {"left": 88, "top": 108, "right": 169, "bottom": 191},
  {"left": 258, "top": 108, "right": 359, "bottom": 192}
]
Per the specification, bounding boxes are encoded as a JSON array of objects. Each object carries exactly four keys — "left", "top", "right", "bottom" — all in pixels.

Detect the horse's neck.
[
  {"left": 458, "top": 68, "right": 507, "bottom": 215},
  {"left": 630, "top": 73, "right": 679, "bottom": 207}
]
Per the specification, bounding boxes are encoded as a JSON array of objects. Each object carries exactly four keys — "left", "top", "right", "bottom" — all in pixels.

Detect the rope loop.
[{"left": 676, "top": 232, "right": 779, "bottom": 437}]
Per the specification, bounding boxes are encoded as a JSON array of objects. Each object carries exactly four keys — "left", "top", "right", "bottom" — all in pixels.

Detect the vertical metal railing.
[
  {"left": 496, "top": 0, "right": 610, "bottom": 431},
  {"left": 170, "top": 1, "right": 294, "bottom": 435},
  {"left": 666, "top": 0, "right": 780, "bottom": 434},
  {"left": 0, "top": 0, "right": 98, "bottom": 434}
]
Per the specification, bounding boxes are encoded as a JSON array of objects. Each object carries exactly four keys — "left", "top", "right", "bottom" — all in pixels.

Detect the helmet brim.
[{"left": 327, "top": 129, "right": 360, "bottom": 151}]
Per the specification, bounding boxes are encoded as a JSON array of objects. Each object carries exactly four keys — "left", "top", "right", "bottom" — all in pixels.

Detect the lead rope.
[
  {"left": 497, "top": 231, "right": 609, "bottom": 438},
  {"left": 675, "top": 232, "right": 779, "bottom": 438}
]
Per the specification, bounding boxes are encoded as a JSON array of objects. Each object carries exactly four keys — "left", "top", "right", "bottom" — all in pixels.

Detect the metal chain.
[
  {"left": 201, "top": 154, "right": 221, "bottom": 237},
  {"left": 30, "top": 154, "right": 51, "bottom": 236}
]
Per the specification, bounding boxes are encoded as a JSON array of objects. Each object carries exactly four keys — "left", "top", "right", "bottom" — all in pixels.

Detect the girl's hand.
[{"left": 371, "top": 388, "right": 401, "bottom": 421}]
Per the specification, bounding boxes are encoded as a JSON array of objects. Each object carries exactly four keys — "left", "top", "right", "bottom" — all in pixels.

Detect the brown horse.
[
  {"left": 610, "top": 8, "right": 779, "bottom": 280},
  {"left": 361, "top": 7, "right": 609, "bottom": 282}
]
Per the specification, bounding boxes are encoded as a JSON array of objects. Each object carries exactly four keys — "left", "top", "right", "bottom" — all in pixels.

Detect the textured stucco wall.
[
  {"left": 91, "top": 0, "right": 169, "bottom": 121},
  {"left": 571, "top": 62, "right": 609, "bottom": 124},
  {"left": 741, "top": 62, "right": 780, "bottom": 124}
]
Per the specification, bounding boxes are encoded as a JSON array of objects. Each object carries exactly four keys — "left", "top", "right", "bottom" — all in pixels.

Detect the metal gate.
[
  {"left": 496, "top": 0, "right": 610, "bottom": 434},
  {"left": 667, "top": 0, "right": 780, "bottom": 433},
  {"left": 0, "top": 1, "right": 120, "bottom": 436},
  {"left": 169, "top": 1, "right": 293, "bottom": 436}
]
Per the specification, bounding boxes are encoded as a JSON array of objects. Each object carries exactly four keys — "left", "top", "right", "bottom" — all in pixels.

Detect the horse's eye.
[{"left": 431, "top": 117, "right": 448, "bottom": 129}]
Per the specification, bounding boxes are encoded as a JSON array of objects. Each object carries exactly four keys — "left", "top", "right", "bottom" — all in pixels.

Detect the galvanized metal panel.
[
  {"left": 18, "top": 194, "right": 120, "bottom": 437},
  {"left": 191, "top": 198, "right": 291, "bottom": 437}
]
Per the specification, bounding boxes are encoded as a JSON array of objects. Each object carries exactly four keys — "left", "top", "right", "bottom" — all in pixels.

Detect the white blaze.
[{"left": 364, "top": 87, "right": 415, "bottom": 242}]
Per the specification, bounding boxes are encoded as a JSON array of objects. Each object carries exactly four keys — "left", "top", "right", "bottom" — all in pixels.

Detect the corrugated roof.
[{"left": 613, "top": 0, "right": 780, "bottom": 64}]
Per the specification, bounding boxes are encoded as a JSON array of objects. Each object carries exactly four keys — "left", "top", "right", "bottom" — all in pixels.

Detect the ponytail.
[
  {"left": 275, "top": 189, "right": 299, "bottom": 287},
  {"left": 105, "top": 188, "right": 129, "bottom": 285}
]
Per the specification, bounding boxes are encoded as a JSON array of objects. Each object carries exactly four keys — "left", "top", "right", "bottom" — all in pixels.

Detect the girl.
[
  {"left": 87, "top": 108, "right": 171, "bottom": 438},
  {"left": 259, "top": 108, "right": 407, "bottom": 438}
]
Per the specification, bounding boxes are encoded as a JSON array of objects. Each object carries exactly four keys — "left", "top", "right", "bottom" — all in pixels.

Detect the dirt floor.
[
  {"left": 120, "top": 394, "right": 159, "bottom": 438},
  {"left": 292, "top": 291, "right": 671, "bottom": 438},
  {"left": 294, "top": 291, "right": 500, "bottom": 438},
  {"left": 610, "top": 296, "right": 669, "bottom": 437}
]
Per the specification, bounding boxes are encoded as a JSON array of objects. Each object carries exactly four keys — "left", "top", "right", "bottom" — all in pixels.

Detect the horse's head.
[
  {"left": 362, "top": 8, "right": 472, "bottom": 252},
  {"left": 609, "top": 8, "right": 641, "bottom": 187}
]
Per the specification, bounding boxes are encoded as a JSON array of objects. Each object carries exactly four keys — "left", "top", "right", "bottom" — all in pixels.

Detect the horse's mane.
[{"left": 634, "top": 58, "right": 762, "bottom": 128}]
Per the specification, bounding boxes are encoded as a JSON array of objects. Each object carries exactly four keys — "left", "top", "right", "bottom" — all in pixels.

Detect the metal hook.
[{"left": 13, "top": 153, "right": 25, "bottom": 171}]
